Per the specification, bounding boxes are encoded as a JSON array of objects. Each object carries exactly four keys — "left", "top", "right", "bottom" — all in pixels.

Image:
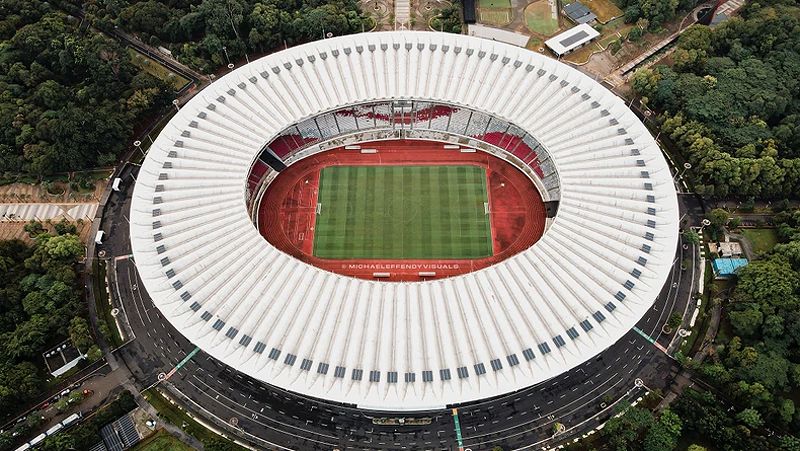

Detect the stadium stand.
[
  {"left": 250, "top": 101, "right": 558, "bottom": 199},
  {"left": 130, "top": 32, "right": 679, "bottom": 411}
]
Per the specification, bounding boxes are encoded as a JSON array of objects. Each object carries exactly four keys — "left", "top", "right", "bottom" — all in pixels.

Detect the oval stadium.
[{"left": 129, "top": 31, "right": 679, "bottom": 411}]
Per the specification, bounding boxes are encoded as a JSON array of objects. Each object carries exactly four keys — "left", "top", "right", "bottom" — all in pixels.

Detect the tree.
[
  {"left": 736, "top": 408, "right": 764, "bottom": 429},
  {"left": 668, "top": 312, "right": 683, "bottom": 329},
  {"left": 736, "top": 258, "right": 800, "bottom": 309},
  {"left": 53, "top": 219, "right": 76, "bottom": 236},
  {"left": 54, "top": 396, "right": 69, "bottom": 412},
  {"left": 0, "top": 361, "right": 43, "bottom": 411},
  {"left": 602, "top": 405, "right": 655, "bottom": 450},
  {"left": 86, "top": 345, "right": 103, "bottom": 362},
  {"left": 203, "top": 437, "right": 240, "bottom": 451},
  {"left": 117, "top": 0, "right": 174, "bottom": 37},
  {"left": 682, "top": 229, "right": 701, "bottom": 245},
  {"left": 632, "top": 68, "right": 661, "bottom": 99},
  {"left": 729, "top": 308, "right": 763, "bottom": 337},
  {"left": 762, "top": 314, "right": 784, "bottom": 337},
  {"left": 67, "top": 389, "right": 83, "bottom": 405},
  {"left": 248, "top": 2, "right": 281, "bottom": 51},
  {"left": 778, "top": 398, "right": 795, "bottom": 425},
  {"left": 26, "top": 410, "right": 43, "bottom": 428},
  {"left": 706, "top": 208, "right": 729, "bottom": 239},
  {"left": 68, "top": 317, "right": 93, "bottom": 352},
  {"left": 43, "top": 234, "right": 83, "bottom": 261},
  {"left": 24, "top": 221, "right": 46, "bottom": 238},
  {"left": 778, "top": 436, "right": 800, "bottom": 451},
  {"left": 643, "top": 409, "right": 682, "bottom": 451},
  {"left": 432, "top": 3, "right": 463, "bottom": 34}
]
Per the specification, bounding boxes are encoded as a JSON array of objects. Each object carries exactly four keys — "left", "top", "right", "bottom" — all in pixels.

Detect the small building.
[
  {"left": 712, "top": 257, "right": 748, "bottom": 279},
  {"left": 467, "top": 24, "right": 531, "bottom": 47},
  {"left": 545, "top": 24, "right": 601, "bottom": 57},
  {"left": 708, "top": 240, "right": 743, "bottom": 258},
  {"left": 43, "top": 340, "right": 84, "bottom": 377},
  {"left": 463, "top": 0, "right": 477, "bottom": 23},
  {"left": 563, "top": 2, "right": 597, "bottom": 25}
]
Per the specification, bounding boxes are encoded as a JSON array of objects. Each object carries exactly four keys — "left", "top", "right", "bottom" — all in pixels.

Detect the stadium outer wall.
[{"left": 256, "top": 139, "right": 547, "bottom": 281}]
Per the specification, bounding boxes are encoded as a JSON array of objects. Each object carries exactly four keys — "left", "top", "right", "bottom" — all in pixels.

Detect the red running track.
[{"left": 256, "top": 140, "right": 546, "bottom": 281}]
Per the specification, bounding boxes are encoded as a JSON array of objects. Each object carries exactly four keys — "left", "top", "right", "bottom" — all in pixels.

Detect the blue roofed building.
[
  {"left": 563, "top": 2, "right": 598, "bottom": 25},
  {"left": 712, "top": 257, "right": 748, "bottom": 279}
]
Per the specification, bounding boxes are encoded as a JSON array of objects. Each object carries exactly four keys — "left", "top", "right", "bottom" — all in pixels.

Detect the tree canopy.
[
  {"left": 0, "top": 225, "right": 89, "bottom": 420},
  {"left": 632, "top": 1, "right": 800, "bottom": 199},
  {"left": 79, "top": 0, "right": 371, "bottom": 73},
  {"left": 679, "top": 209, "right": 800, "bottom": 448},
  {"left": 0, "top": 0, "right": 173, "bottom": 176},
  {"left": 601, "top": 404, "right": 683, "bottom": 451},
  {"left": 618, "top": 0, "right": 695, "bottom": 28}
]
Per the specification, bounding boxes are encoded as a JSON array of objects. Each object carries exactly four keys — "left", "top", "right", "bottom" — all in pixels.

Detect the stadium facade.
[{"left": 130, "top": 31, "right": 679, "bottom": 410}]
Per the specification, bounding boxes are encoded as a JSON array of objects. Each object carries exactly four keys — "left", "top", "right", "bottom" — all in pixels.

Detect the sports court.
[
  {"left": 313, "top": 165, "right": 492, "bottom": 259},
  {"left": 257, "top": 140, "right": 547, "bottom": 281},
  {"left": 525, "top": 0, "right": 560, "bottom": 36}
]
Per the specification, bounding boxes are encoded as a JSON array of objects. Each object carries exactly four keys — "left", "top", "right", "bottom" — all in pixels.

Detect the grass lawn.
[
  {"left": 94, "top": 260, "right": 123, "bottom": 347},
  {"left": 740, "top": 228, "right": 779, "bottom": 255},
  {"left": 582, "top": 0, "right": 623, "bottom": 23},
  {"left": 479, "top": 0, "right": 511, "bottom": 7},
  {"left": 563, "top": 41, "right": 602, "bottom": 63},
  {"left": 526, "top": 36, "right": 546, "bottom": 51},
  {"left": 479, "top": 8, "right": 513, "bottom": 26},
  {"left": 524, "top": 0, "right": 560, "bottom": 36},
  {"left": 142, "top": 389, "right": 246, "bottom": 450},
  {"left": 313, "top": 165, "right": 493, "bottom": 259},
  {"left": 132, "top": 430, "right": 195, "bottom": 451},
  {"left": 129, "top": 49, "right": 191, "bottom": 92}
]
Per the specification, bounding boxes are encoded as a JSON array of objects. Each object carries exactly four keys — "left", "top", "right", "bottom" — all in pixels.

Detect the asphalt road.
[{"left": 99, "top": 165, "right": 695, "bottom": 450}]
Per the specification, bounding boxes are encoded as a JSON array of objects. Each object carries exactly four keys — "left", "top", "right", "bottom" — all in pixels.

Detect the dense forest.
[
  {"left": 676, "top": 210, "right": 800, "bottom": 449},
  {"left": 0, "top": 224, "right": 94, "bottom": 432},
  {"left": 632, "top": 1, "right": 800, "bottom": 199},
  {"left": 593, "top": 210, "right": 800, "bottom": 451},
  {"left": 0, "top": 0, "right": 173, "bottom": 176},
  {"left": 617, "top": 0, "right": 697, "bottom": 28},
  {"left": 74, "top": 0, "right": 371, "bottom": 72},
  {"left": 0, "top": 0, "right": 369, "bottom": 176}
]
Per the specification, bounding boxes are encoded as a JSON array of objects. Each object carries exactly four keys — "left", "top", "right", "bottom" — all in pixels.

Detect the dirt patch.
[{"left": 583, "top": 0, "right": 623, "bottom": 23}]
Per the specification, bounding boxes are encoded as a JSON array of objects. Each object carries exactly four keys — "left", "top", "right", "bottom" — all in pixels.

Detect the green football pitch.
[{"left": 313, "top": 165, "right": 493, "bottom": 259}]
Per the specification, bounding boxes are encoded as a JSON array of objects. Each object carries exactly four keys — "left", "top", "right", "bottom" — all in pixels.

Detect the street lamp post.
[
  {"left": 134, "top": 140, "right": 144, "bottom": 157},
  {"left": 674, "top": 162, "right": 691, "bottom": 183},
  {"left": 172, "top": 99, "right": 180, "bottom": 112},
  {"left": 699, "top": 218, "right": 711, "bottom": 235},
  {"left": 222, "top": 45, "right": 230, "bottom": 65}
]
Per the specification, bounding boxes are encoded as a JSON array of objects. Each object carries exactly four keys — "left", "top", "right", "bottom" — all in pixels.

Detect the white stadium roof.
[{"left": 130, "top": 31, "right": 678, "bottom": 410}]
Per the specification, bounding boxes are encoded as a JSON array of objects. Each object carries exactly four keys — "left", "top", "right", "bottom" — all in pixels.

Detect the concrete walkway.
[
  {"left": 395, "top": 0, "right": 410, "bottom": 28},
  {"left": 655, "top": 303, "right": 721, "bottom": 412},
  {"left": 135, "top": 386, "right": 204, "bottom": 450}
]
